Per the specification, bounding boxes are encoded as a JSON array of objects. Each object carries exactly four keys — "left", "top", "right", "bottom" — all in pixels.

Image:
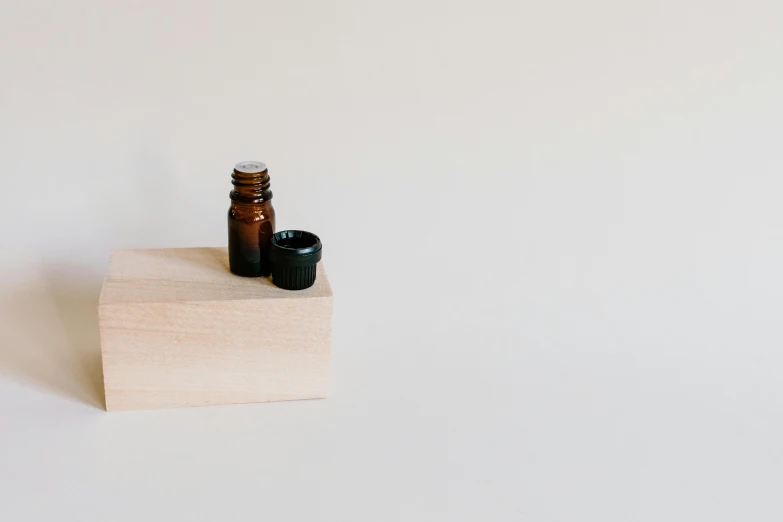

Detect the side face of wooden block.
[{"left": 98, "top": 248, "right": 333, "bottom": 411}]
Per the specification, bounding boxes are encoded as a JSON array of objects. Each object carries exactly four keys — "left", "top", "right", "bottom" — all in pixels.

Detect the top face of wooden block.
[{"left": 100, "top": 247, "right": 332, "bottom": 305}]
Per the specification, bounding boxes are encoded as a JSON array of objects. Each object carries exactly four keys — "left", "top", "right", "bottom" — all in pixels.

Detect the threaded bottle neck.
[{"left": 230, "top": 161, "right": 273, "bottom": 204}]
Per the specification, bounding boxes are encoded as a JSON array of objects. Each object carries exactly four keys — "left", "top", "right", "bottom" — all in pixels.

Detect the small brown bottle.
[{"left": 228, "top": 161, "right": 276, "bottom": 277}]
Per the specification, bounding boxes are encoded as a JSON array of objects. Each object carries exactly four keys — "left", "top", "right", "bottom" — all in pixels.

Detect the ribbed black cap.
[{"left": 269, "top": 230, "right": 323, "bottom": 290}]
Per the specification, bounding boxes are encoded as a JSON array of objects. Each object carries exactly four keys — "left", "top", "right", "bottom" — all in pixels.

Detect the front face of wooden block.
[{"left": 100, "top": 296, "right": 332, "bottom": 411}]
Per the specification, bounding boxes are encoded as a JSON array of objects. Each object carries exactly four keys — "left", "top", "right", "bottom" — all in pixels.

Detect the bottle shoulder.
[{"left": 228, "top": 202, "right": 275, "bottom": 222}]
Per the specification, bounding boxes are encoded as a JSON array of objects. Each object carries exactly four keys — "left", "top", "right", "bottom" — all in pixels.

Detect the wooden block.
[{"left": 98, "top": 247, "right": 333, "bottom": 411}]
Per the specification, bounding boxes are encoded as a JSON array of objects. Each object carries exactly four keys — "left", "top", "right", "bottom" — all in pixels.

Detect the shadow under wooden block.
[{"left": 99, "top": 247, "right": 333, "bottom": 411}]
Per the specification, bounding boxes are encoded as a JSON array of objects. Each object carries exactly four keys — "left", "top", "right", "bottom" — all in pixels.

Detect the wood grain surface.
[{"left": 99, "top": 248, "right": 333, "bottom": 411}]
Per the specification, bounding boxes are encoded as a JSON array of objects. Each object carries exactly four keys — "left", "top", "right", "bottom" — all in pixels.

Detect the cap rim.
[{"left": 269, "top": 230, "right": 322, "bottom": 265}]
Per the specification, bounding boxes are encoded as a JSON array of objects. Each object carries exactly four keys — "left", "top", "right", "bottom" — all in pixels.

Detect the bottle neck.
[{"left": 230, "top": 168, "right": 273, "bottom": 204}]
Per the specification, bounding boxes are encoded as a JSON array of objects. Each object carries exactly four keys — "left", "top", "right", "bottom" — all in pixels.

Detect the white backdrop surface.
[{"left": 1, "top": 1, "right": 782, "bottom": 520}]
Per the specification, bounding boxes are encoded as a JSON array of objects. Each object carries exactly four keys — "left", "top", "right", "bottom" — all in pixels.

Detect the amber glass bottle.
[{"left": 228, "top": 161, "right": 276, "bottom": 277}]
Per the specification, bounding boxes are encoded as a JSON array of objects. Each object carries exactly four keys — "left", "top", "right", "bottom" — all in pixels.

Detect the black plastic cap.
[{"left": 269, "top": 230, "right": 323, "bottom": 290}]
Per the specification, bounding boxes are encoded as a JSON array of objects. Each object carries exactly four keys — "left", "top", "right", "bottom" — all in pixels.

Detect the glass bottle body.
[{"left": 227, "top": 162, "right": 276, "bottom": 277}]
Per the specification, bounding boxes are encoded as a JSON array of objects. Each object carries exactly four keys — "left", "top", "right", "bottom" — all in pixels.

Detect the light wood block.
[{"left": 98, "top": 247, "right": 333, "bottom": 411}]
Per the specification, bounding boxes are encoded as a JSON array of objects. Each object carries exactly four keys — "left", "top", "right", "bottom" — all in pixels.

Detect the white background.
[{"left": 1, "top": 1, "right": 782, "bottom": 520}]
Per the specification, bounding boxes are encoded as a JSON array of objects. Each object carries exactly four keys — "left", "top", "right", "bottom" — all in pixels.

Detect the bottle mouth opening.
[{"left": 234, "top": 161, "right": 267, "bottom": 174}]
